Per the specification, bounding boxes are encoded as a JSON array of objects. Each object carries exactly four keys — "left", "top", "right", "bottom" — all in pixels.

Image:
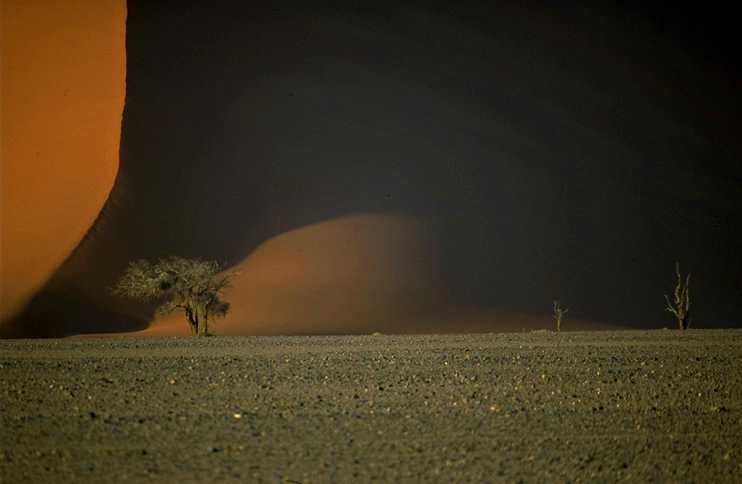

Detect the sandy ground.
[{"left": 1, "top": 330, "right": 741, "bottom": 483}]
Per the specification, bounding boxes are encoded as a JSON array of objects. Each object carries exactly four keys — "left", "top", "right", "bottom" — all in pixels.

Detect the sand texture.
[{"left": 1, "top": 329, "right": 741, "bottom": 482}]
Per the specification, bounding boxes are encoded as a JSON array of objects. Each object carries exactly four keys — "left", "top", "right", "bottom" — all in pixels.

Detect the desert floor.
[{"left": 1, "top": 330, "right": 741, "bottom": 483}]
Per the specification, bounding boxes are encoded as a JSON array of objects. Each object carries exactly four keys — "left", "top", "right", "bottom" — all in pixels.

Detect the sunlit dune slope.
[
  {"left": 145, "top": 214, "right": 444, "bottom": 335},
  {"left": 141, "top": 214, "right": 621, "bottom": 336},
  {"left": 0, "top": 0, "right": 126, "bottom": 322}
]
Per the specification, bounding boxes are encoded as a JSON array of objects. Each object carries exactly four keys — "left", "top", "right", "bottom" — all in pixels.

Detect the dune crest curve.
[
  {"left": 0, "top": 0, "right": 126, "bottom": 323},
  {"left": 143, "top": 214, "right": 444, "bottom": 336}
]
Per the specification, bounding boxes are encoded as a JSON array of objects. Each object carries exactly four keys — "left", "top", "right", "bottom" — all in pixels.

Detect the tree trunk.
[
  {"left": 197, "top": 308, "right": 208, "bottom": 337},
  {"left": 185, "top": 307, "right": 197, "bottom": 335}
]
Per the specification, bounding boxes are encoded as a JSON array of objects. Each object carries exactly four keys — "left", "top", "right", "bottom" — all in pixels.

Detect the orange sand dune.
[
  {"left": 0, "top": 0, "right": 126, "bottom": 321},
  {"left": 143, "top": 214, "right": 442, "bottom": 335},
  {"left": 138, "top": 214, "right": 622, "bottom": 337},
  {"left": 7, "top": 1, "right": 737, "bottom": 338}
]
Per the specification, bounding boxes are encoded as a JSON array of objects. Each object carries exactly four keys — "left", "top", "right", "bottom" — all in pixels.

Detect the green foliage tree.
[
  {"left": 113, "top": 257, "right": 234, "bottom": 336},
  {"left": 665, "top": 261, "right": 691, "bottom": 330}
]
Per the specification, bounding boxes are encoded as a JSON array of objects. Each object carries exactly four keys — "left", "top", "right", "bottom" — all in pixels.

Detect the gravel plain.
[{"left": 1, "top": 329, "right": 741, "bottom": 483}]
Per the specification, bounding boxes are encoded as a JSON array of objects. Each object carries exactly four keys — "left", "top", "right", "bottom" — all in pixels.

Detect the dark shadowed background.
[{"left": 4, "top": 0, "right": 741, "bottom": 337}]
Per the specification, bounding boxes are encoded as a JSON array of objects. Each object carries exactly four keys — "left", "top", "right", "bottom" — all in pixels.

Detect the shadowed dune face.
[
  {"left": 0, "top": 0, "right": 126, "bottom": 322},
  {"left": 4, "top": 1, "right": 742, "bottom": 337}
]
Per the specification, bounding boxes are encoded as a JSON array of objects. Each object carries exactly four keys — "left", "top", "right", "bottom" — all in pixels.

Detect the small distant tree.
[
  {"left": 665, "top": 261, "right": 691, "bottom": 330},
  {"left": 553, "top": 300, "right": 567, "bottom": 332},
  {"left": 113, "top": 257, "right": 234, "bottom": 336}
]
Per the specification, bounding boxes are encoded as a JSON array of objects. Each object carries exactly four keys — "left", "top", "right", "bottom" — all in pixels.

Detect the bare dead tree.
[
  {"left": 665, "top": 261, "right": 691, "bottom": 330},
  {"left": 553, "top": 300, "right": 568, "bottom": 333}
]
